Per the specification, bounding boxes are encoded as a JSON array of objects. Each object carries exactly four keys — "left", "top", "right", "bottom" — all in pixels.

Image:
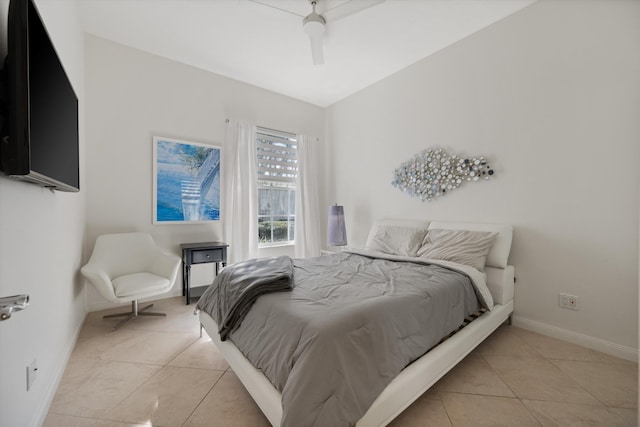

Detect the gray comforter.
[{"left": 198, "top": 251, "right": 483, "bottom": 427}]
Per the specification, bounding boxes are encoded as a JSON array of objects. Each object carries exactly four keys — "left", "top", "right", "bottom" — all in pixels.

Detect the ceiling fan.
[
  {"left": 302, "top": 1, "right": 327, "bottom": 65},
  {"left": 250, "top": 0, "right": 385, "bottom": 65}
]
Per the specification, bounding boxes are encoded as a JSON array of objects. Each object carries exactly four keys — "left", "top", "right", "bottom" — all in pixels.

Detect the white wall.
[
  {"left": 84, "top": 36, "right": 325, "bottom": 310},
  {"left": 326, "top": 0, "right": 640, "bottom": 358},
  {"left": 0, "top": 1, "right": 86, "bottom": 426}
]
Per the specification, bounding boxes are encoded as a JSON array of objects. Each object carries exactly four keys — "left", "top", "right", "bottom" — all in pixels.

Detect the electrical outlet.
[
  {"left": 26, "top": 358, "right": 37, "bottom": 391},
  {"left": 559, "top": 293, "right": 579, "bottom": 310}
]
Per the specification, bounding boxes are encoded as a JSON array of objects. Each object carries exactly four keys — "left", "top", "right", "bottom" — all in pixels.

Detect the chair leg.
[
  {"left": 112, "top": 312, "right": 136, "bottom": 330},
  {"left": 102, "top": 300, "right": 166, "bottom": 330},
  {"left": 139, "top": 303, "right": 166, "bottom": 317},
  {"left": 103, "top": 312, "right": 133, "bottom": 319}
]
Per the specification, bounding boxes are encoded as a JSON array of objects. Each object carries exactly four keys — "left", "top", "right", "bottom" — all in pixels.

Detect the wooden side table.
[{"left": 180, "top": 241, "right": 228, "bottom": 304}]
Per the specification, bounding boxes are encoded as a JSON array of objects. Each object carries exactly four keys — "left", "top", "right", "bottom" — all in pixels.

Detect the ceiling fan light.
[{"left": 303, "top": 14, "right": 326, "bottom": 37}]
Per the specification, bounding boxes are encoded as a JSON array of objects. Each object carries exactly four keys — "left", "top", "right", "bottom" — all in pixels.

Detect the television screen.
[{"left": 1, "top": 0, "right": 79, "bottom": 192}]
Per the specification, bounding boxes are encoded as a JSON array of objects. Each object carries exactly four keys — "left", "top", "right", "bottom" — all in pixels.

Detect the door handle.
[{"left": 0, "top": 294, "right": 30, "bottom": 321}]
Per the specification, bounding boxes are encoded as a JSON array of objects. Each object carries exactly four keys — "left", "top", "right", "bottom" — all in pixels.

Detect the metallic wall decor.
[{"left": 391, "top": 148, "right": 494, "bottom": 202}]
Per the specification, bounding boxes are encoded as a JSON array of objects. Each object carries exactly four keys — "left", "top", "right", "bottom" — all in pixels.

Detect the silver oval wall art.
[{"left": 391, "top": 148, "right": 494, "bottom": 202}]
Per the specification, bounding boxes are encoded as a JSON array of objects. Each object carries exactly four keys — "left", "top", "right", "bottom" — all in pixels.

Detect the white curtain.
[
  {"left": 223, "top": 120, "right": 258, "bottom": 264},
  {"left": 294, "top": 134, "right": 321, "bottom": 258}
]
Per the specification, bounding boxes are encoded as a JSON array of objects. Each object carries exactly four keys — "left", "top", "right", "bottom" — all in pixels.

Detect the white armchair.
[{"left": 81, "top": 232, "right": 182, "bottom": 330}]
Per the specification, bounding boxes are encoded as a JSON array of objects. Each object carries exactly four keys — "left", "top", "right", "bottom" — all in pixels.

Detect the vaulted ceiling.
[{"left": 80, "top": 0, "right": 535, "bottom": 107}]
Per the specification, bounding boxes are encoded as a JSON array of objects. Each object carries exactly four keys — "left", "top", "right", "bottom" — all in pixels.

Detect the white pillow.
[
  {"left": 417, "top": 229, "right": 497, "bottom": 271},
  {"left": 365, "top": 219, "right": 429, "bottom": 257},
  {"left": 427, "top": 221, "right": 513, "bottom": 268}
]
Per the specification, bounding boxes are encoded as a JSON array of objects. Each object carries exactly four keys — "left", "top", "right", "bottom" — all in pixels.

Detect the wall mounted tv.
[{"left": 0, "top": 0, "right": 79, "bottom": 192}]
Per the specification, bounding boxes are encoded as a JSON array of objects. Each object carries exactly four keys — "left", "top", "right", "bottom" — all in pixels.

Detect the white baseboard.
[
  {"left": 512, "top": 315, "right": 638, "bottom": 362},
  {"left": 31, "top": 311, "right": 88, "bottom": 427}
]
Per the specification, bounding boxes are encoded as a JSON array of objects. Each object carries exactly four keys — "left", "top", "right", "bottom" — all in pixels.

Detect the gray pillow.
[
  {"left": 417, "top": 229, "right": 498, "bottom": 271},
  {"left": 365, "top": 222, "right": 429, "bottom": 257}
]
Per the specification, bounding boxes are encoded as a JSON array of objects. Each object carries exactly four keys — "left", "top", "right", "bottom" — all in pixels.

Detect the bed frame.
[{"left": 199, "top": 262, "right": 515, "bottom": 427}]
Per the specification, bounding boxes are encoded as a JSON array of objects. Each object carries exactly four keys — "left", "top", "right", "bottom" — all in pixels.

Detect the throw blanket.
[
  {"left": 197, "top": 255, "right": 293, "bottom": 340},
  {"left": 199, "top": 252, "right": 487, "bottom": 426}
]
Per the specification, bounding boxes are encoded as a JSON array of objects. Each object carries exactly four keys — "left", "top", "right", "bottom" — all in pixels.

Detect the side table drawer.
[{"left": 192, "top": 248, "right": 224, "bottom": 264}]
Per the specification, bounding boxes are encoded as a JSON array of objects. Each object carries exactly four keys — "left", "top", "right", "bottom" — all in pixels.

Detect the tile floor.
[{"left": 44, "top": 296, "right": 638, "bottom": 427}]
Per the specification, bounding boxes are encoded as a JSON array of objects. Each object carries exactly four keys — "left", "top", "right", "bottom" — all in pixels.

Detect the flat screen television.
[{"left": 0, "top": 0, "right": 79, "bottom": 192}]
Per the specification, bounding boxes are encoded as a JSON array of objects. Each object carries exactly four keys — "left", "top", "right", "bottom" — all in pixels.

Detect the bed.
[{"left": 197, "top": 219, "right": 514, "bottom": 427}]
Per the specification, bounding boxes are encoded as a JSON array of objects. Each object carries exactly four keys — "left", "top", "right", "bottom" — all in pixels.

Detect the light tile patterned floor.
[{"left": 44, "top": 297, "right": 638, "bottom": 426}]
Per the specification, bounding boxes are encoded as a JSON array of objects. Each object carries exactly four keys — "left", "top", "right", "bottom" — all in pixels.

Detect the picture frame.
[{"left": 153, "top": 136, "right": 221, "bottom": 224}]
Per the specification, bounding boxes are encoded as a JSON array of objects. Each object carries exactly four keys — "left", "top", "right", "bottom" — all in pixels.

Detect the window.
[{"left": 256, "top": 127, "right": 297, "bottom": 247}]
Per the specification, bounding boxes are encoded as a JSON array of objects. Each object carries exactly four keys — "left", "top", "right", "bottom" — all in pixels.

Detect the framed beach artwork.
[{"left": 153, "top": 136, "right": 221, "bottom": 224}]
